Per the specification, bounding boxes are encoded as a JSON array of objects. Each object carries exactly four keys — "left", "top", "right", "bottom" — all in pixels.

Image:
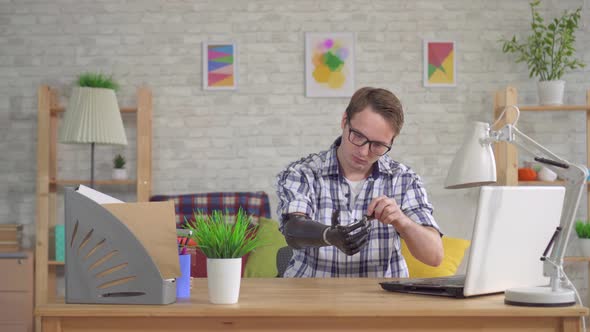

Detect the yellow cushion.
[{"left": 401, "top": 237, "right": 471, "bottom": 278}]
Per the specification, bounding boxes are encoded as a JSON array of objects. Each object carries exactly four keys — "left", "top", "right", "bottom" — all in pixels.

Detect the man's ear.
[
  {"left": 341, "top": 112, "right": 348, "bottom": 130},
  {"left": 390, "top": 135, "right": 397, "bottom": 145}
]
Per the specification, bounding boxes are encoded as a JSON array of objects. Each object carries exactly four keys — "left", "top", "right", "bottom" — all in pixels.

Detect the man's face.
[{"left": 338, "top": 107, "right": 396, "bottom": 175}]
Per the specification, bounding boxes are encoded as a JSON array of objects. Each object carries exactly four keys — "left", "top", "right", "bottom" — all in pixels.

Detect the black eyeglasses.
[{"left": 347, "top": 123, "right": 392, "bottom": 156}]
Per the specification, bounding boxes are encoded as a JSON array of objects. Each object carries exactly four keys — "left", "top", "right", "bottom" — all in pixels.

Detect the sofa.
[
  {"left": 151, "top": 191, "right": 470, "bottom": 279},
  {"left": 150, "top": 191, "right": 272, "bottom": 278}
]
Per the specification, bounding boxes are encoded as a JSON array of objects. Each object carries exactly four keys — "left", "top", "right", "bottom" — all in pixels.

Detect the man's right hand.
[{"left": 325, "top": 220, "right": 370, "bottom": 256}]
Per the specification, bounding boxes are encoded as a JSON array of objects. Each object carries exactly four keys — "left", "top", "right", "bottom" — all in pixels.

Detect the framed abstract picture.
[
  {"left": 423, "top": 40, "right": 456, "bottom": 87},
  {"left": 203, "top": 42, "right": 237, "bottom": 90},
  {"left": 305, "top": 32, "right": 355, "bottom": 97}
]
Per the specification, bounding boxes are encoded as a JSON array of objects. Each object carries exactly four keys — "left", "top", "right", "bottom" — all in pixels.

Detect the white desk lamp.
[{"left": 445, "top": 105, "right": 588, "bottom": 306}]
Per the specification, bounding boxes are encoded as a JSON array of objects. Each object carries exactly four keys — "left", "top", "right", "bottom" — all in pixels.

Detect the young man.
[{"left": 276, "top": 87, "right": 443, "bottom": 278}]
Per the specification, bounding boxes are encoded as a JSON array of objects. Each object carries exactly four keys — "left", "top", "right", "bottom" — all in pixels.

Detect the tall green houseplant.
[{"left": 500, "top": 0, "right": 585, "bottom": 105}]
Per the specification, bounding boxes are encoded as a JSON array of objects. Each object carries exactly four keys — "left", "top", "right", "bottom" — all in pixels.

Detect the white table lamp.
[
  {"left": 59, "top": 87, "right": 128, "bottom": 187},
  {"left": 445, "top": 106, "right": 588, "bottom": 306}
]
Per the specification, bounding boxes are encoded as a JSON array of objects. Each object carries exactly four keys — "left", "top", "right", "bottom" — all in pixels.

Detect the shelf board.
[
  {"left": 519, "top": 105, "right": 590, "bottom": 111},
  {"left": 50, "top": 179, "right": 136, "bottom": 186},
  {"left": 48, "top": 260, "right": 65, "bottom": 266},
  {"left": 51, "top": 106, "right": 137, "bottom": 114},
  {"left": 48, "top": 296, "right": 65, "bottom": 304},
  {"left": 518, "top": 180, "right": 565, "bottom": 185},
  {"left": 518, "top": 180, "right": 590, "bottom": 186},
  {"left": 564, "top": 256, "right": 590, "bottom": 262}
]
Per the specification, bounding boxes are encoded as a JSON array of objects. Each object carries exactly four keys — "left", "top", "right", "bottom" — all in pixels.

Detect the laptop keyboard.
[{"left": 398, "top": 275, "right": 465, "bottom": 286}]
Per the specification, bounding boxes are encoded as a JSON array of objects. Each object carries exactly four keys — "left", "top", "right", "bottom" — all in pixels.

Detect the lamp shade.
[
  {"left": 59, "top": 87, "right": 127, "bottom": 145},
  {"left": 445, "top": 121, "right": 496, "bottom": 189}
]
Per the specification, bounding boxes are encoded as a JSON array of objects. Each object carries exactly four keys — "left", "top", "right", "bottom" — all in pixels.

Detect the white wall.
[{"left": 1, "top": 0, "right": 589, "bottom": 299}]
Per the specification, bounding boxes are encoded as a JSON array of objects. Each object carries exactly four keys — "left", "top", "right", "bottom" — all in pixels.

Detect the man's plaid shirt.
[{"left": 276, "top": 137, "right": 441, "bottom": 278}]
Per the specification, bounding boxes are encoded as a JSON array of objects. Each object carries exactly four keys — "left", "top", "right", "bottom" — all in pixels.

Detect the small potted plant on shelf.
[
  {"left": 500, "top": 0, "right": 585, "bottom": 105},
  {"left": 112, "top": 154, "right": 127, "bottom": 180},
  {"left": 575, "top": 220, "right": 590, "bottom": 257},
  {"left": 77, "top": 72, "right": 120, "bottom": 90},
  {"left": 185, "top": 208, "right": 261, "bottom": 304}
]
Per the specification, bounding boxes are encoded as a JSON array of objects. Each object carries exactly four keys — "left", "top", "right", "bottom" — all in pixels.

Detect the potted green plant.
[
  {"left": 77, "top": 72, "right": 120, "bottom": 90},
  {"left": 185, "top": 208, "right": 262, "bottom": 304},
  {"left": 112, "top": 154, "right": 127, "bottom": 180},
  {"left": 575, "top": 220, "right": 590, "bottom": 257},
  {"left": 500, "top": 0, "right": 584, "bottom": 105}
]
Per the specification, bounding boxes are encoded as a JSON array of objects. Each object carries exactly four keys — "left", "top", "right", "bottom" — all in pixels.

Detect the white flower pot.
[
  {"left": 537, "top": 80, "right": 565, "bottom": 105},
  {"left": 206, "top": 258, "right": 242, "bottom": 304},
  {"left": 579, "top": 238, "right": 590, "bottom": 257},
  {"left": 537, "top": 166, "right": 557, "bottom": 182},
  {"left": 112, "top": 168, "right": 127, "bottom": 180}
]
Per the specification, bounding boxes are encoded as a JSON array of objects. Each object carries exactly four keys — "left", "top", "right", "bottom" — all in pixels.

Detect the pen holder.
[{"left": 176, "top": 254, "right": 191, "bottom": 298}]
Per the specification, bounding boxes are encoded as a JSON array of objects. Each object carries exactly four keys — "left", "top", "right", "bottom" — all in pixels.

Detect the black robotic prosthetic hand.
[
  {"left": 282, "top": 212, "right": 371, "bottom": 256},
  {"left": 324, "top": 218, "right": 371, "bottom": 256},
  {"left": 283, "top": 214, "right": 330, "bottom": 248}
]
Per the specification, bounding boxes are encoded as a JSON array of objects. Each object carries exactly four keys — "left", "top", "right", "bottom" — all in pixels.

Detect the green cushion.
[{"left": 244, "top": 217, "right": 288, "bottom": 278}]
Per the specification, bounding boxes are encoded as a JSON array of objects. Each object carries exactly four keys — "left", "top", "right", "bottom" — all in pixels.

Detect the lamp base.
[{"left": 505, "top": 286, "right": 576, "bottom": 307}]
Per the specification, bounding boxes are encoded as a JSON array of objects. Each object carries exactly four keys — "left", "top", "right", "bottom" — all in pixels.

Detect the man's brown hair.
[{"left": 345, "top": 87, "right": 404, "bottom": 138}]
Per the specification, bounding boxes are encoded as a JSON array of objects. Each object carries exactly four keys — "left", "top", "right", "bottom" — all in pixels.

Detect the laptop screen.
[{"left": 463, "top": 186, "right": 565, "bottom": 296}]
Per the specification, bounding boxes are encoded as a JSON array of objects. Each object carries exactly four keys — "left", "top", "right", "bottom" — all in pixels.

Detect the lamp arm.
[
  {"left": 492, "top": 124, "right": 566, "bottom": 163},
  {"left": 492, "top": 124, "right": 588, "bottom": 288}
]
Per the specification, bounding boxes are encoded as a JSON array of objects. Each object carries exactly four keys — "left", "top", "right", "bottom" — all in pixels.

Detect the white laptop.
[{"left": 380, "top": 186, "right": 565, "bottom": 298}]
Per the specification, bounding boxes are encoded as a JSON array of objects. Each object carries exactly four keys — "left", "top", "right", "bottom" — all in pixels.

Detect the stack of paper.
[{"left": 0, "top": 224, "right": 23, "bottom": 252}]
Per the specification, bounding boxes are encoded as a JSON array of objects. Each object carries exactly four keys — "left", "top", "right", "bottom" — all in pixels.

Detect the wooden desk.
[{"left": 36, "top": 278, "right": 588, "bottom": 332}]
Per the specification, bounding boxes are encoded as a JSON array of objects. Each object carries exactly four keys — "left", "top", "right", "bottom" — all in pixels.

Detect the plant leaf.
[{"left": 185, "top": 207, "right": 261, "bottom": 258}]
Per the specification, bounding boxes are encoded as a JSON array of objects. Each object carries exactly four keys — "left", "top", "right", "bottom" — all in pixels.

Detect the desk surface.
[{"left": 36, "top": 278, "right": 588, "bottom": 332}]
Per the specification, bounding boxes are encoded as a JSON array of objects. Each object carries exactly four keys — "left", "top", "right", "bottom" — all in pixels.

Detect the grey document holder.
[{"left": 64, "top": 187, "right": 176, "bottom": 304}]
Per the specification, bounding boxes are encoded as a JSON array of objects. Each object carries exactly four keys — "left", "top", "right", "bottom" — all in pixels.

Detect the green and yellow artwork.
[
  {"left": 424, "top": 41, "right": 456, "bottom": 87},
  {"left": 306, "top": 33, "right": 355, "bottom": 97}
]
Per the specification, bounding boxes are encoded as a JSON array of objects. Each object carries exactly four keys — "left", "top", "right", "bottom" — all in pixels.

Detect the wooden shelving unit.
[
  {"left": 35, "top": 85, "right": 153, "bottom": 311},
  {"left": 563, "top": 257, "right": 590, "bottom": 305},
  {"left": 493, "top": 86, "right": 590, "bottom": 218}
]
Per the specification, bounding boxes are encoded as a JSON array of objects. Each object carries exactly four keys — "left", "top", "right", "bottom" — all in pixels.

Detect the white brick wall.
[{"left": 1, "top": 0, "right": 590, "bottom": 301}]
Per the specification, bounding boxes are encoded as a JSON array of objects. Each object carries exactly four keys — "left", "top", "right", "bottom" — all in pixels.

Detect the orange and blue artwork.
[
  {"left": 203, "top": 42, "right": 237, "bottom": 90},
  {"left": 424, "top": 41, "right": 456, "bottom": 87},
  {"left": 306, "top": 33, "right": 355, "bottom": 97}
]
